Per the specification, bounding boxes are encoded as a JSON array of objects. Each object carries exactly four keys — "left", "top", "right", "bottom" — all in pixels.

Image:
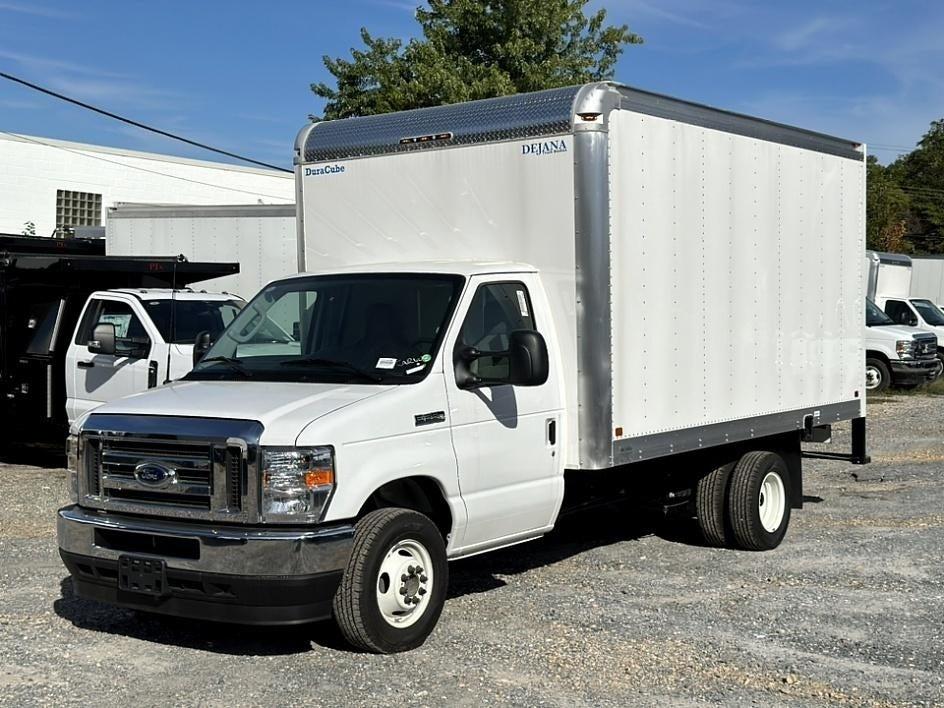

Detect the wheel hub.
[
  {"left": 758, "top": 471, "right": 786, "bottom": 533},
  {"left": 376, "top": 539, "right": 433, "bottom": 627}
]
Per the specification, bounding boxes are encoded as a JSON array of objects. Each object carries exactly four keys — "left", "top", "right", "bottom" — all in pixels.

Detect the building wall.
[{"left": 0, "top": 133, "right": 294, "bottom": 237}]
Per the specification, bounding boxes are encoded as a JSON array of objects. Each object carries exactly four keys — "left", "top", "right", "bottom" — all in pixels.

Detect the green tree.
[
  {"left": 866, "top": 156, "right": 911, "bottom": 251},
  {"left": 313, "top": 0, "right": 642, "bottom": 120},
  {"left": 895, "top": 119, "right": 944, "bottom": 253}
]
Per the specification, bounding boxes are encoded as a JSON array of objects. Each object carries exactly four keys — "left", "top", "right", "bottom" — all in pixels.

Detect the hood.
[
  {"left": 866, "top": 323, "right": 936, "bottom": 340},
  {"left": 87, "top": 380, "right": 392, "bottom": 445}
]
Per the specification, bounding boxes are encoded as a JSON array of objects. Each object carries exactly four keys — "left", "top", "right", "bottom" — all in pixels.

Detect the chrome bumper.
[{"left": 57, "top": 505, "right": 354, "bottom": 577}]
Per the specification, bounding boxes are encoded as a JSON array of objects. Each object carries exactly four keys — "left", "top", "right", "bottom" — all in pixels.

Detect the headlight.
[
  {"left": 896, "top": 340, "right": 915, "bottom": 359},
  {"left": 261, "top": 446, "right": 335, "bottom": 523},
  {"left": 66, "top": 434, "right": 79, "bottom": 503}
]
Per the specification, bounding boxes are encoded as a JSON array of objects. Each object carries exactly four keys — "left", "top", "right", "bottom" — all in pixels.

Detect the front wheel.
[
  {"left": 727, "top": 451, "right": 791, "bottom": 551},
  {"left": 865, "top": 357, "right": 890, "bottom": 392},
  {"left": 333, "top": 508, "right": 448, "bottom": 653}
]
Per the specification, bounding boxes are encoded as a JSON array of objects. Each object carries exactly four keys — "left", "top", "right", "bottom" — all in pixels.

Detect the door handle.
[
  {"left": 77, "top": 361, "right": 95, "bottom": 369},
  {"left": 546, "top": 418, "right": 557, "bottom": 446}
]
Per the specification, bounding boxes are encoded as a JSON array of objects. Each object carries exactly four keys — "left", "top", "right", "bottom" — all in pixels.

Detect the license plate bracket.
[{"left": 118, "top": 555, "right": 167, "bottom": 596}]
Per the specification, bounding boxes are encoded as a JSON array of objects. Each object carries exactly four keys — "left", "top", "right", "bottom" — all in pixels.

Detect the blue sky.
[{"left": 1, "top": 0, "right": 941, "bottom": 169}]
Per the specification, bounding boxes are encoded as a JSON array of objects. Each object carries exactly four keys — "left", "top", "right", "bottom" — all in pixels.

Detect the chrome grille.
[
  {"left": 915, "top": 337, "right": 937, "bottom": 358},
  {"left": 77, "top": 414, "right": 263, "bottom": 522},
  {"left": 99, "top": 439, "right": 213, "bottom": 509}
]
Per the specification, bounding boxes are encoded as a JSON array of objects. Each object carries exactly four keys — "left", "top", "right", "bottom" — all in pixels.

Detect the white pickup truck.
[
  {"left": 65, "top": 288, "right": 244, "bottom": 423},
  {"left": 58, "top": 83, "right": 869, "bottom": 654}
]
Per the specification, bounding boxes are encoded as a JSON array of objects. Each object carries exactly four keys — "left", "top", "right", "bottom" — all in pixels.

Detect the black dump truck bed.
[{"left": 0, "top": 246, "right": 239, "bottom": 444}]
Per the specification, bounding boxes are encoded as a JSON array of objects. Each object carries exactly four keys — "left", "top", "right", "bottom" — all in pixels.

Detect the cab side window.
[
  {"left": 884, "top": 300, "right": 916, "bottom": 326},
  {"left": 78, "top": 300, "right": 151, "bottom": 356},
  {"left": 458, "top": 282, "right": 535, "bottom": 380}
]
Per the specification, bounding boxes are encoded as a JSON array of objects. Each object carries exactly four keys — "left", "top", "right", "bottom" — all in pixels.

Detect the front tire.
[
  {"left": 333, "top": 508, "right": 447, "bottom": 653},
  {"left": 865, "top": 357, "right": 890, "bottom": 392},
  {"left": 727, "top": 451, "right": 791, "bottom": 551}
]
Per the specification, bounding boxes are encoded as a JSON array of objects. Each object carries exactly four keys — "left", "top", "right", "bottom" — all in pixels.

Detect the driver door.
[
  {"left": 66, "top": 297, "right": 154, "bottom": 421},
  {"left": 445, "top": 275, "right": 563, "bottom": 554}
]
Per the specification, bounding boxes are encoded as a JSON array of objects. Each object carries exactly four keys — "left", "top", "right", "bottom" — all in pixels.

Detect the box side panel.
[
  {"left": 610, "top": 111, "right": 864, "bottom": 446},
  {"left": 106, "top": 215, "right": 297, "bottom": 299},
  {"left": 874, "top": 263, "right": 912, "bottom": 301},
  {"left": 911, "top": 258, "right": 944, "bottom": 304},
  {"left": 300, "top": 138, "right": 580, "bottom": 465}
]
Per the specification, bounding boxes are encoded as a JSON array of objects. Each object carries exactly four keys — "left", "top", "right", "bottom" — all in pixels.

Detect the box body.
[{"left": 296, "top": 83, "right": 866, "bottom": 470}]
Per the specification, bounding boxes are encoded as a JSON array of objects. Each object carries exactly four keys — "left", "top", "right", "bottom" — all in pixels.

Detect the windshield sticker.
[
  {"left": 405, "top": 364, "right": 426, "bottom": 375},
  {"left": 421, "top": 354, "right": 432, "bottom": 363},
  {"left": 516, "top": 290, "right": 529, "bottom": 317},
  {"left": 375, "top": 357, "right": 397, "bottom": 370}
]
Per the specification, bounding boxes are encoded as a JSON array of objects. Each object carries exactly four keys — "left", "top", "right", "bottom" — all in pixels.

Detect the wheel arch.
[
  {"left": 865, "top": 350, "right": 892, "bottom": 367},
  {"left": 356, "top": 475, "right": 454, "bottom": 543}
]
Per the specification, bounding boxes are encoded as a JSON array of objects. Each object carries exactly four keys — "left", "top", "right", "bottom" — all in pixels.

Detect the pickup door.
[
  {"left": 65, "top": 296, "right": 156, "bottom": 423},
  {"left": 444, "top": 274, "right": 565, "bottom": 553}
]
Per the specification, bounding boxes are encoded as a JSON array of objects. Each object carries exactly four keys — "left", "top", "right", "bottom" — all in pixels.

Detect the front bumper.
[
  {"left": 890, "top": 358, "right": 942, "bottom": 384},
  {"left": 57, "top": 505, "right": 354, "bottom": 625}
]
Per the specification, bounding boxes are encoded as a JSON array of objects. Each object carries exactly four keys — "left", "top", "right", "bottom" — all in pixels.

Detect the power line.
[
  {"left": 1, "top": 130, "right": 293, "bottom": 202},
  {"left": 0, "top": 70, "right": 292, "bottom": 173}
]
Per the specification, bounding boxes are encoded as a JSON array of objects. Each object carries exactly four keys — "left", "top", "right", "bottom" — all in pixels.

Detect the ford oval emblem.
[{"left": 134, "top": 462, "right": 177, "bottom": 489}]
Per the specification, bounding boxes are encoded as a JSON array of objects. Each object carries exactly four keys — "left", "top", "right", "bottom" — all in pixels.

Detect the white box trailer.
[
  {"left": 106, "top": 203, "right": 298, "bottom": 299},
  {"left": 297, "top": 82, "right": 867, "bottom": 471},
  {"left": 912, "top": 255, "right": 944, "bottom": 306},
  {"left": 58, "top": 83, "right": 870, "bottom": 654}
]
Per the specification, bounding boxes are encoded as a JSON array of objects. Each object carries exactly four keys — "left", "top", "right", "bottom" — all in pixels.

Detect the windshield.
[
  {"left": 144, "top": 299, "right": 244, "bottom": 344},
  {"left": 912, "top": 299, "right": 944, "bottom": 327},
  {"left": 186, "top": 273, "right": 465, "bottom": 384},
  {"left": 866, "top": 298, "right": 895, "bottom": 327}
]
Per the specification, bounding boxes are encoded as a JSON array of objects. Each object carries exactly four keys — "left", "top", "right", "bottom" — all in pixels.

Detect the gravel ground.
[{"left": 1, "top": 396, "right": 942, "bottom": 707}]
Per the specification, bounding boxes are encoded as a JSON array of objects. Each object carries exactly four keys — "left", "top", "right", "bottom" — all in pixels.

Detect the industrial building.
[{"left": 0, "top": 131, "right": 293, "bottom": 237}]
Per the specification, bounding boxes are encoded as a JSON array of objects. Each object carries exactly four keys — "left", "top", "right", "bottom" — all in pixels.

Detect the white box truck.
[
  {"left": 106, "top": 203, "right": 298, "bottom": 300},
  {"left": 866, "top": 251, "right": 944, "bottom": 384},
  {"left": 58, "top": 83, "right": 868, "bottom": 653},
  {"left": 911, "top": 255, "right": 944, "bottom": 307}
]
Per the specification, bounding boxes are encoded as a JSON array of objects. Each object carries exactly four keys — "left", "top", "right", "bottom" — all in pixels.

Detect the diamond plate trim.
[{"left": 303, "top": 85, "right": 584, "bottom": 162}]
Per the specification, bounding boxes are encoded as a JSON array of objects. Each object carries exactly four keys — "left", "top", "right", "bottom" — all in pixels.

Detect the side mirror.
[
  {"left": 193, "top": 330, "right": 213, "bottom": 367},
  {"left": 455, "top": 330, "right": 549, "bottom": 389},
  {"left": 88, "top": 323, "right": 116, "bottom": 355},
  {"left": 908, "top": 315, "right": 919, "bottom": 327},
  {"left": 507, "top": 330, "right": 549, "bottom": 386}
]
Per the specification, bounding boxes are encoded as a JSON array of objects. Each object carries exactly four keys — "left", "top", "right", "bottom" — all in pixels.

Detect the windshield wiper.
[
  {"left": 280, "top": 357, "right": 384, "bottom": 383},
  {"left": 197, "top": 356, "right": 254, "bottom": 378}
]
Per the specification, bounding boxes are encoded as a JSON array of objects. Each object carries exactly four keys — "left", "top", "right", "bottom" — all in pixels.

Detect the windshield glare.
[
  {"left": 187, "top": 274, "right": 464, "bottom": 384},
  {"left": 912, "top": 299, "right": 944, "bottom": 327},
  {"left": 866, "top": 298, "right": 895, "bottom": 327}
]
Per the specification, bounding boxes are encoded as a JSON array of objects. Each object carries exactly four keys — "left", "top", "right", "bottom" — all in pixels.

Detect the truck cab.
[
  {"left": 864, "top": 298, "right": 940, "bottom": 391},
  {"left": 65, "top": 289, "right": 244, "bottom": 423},
  {"left": 877, "top": 296, "right": 944, "bottom": 372}
]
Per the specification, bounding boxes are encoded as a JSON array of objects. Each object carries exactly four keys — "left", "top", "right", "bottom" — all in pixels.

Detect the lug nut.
[
  {"left": 401, "top": 574, "right": 408, "bottom": 582},
  {"left": 418, "top": 587, "right": 427, "bottom": 595},
  {"left": 399, "top": 587, "right": 407, "bottom": 595},
  {"left": 420, "top": 575, "right": 428, "bottom": 583},
  {"left": 407, "top": 566, "right": 415, "bottom": 573}
]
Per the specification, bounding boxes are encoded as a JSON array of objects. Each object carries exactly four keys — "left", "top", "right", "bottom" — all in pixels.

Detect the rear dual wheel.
[{"left": 695, "top": 451, "right": 791, "bottom": 551}]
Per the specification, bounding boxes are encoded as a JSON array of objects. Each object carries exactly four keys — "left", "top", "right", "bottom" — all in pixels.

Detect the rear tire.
[
  {"left": 333, "top": 508, "right": 447, "bottom": 653},
  {"left": 865, "top": 357, "right": 890, "bottom": 392},
  {"left": 695, "top": 462, "right": 734, "bottom": 547},
  {"left": 727, "top": 451, "right": 791, "bottom": 551}
]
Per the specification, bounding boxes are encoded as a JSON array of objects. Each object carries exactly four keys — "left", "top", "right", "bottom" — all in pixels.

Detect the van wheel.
[
  {"left": 865, "top": 358, "right": 890, "bottom": 392},
  {"left": 695, "top": 462, "right": 734, "bottom": 547},
  {"left": 333, "top": 508, "right": 447, "bottom": 653},
  {"left": 727, "top": 451, "right": 791, "bottom": 551}
]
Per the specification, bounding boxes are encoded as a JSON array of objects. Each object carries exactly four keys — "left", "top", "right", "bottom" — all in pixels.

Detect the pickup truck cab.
[
  {"left": 864, "top": 298, "right": 940, "bottom": 391},
  {"left": 65, "top": 289, "right": 244, "bottom": 423}
]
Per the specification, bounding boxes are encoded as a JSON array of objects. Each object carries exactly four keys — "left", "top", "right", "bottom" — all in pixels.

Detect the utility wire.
[
  {"left": 0, "top": 70, "right": 292, "bottom": 173},
  {"left": 1, "top": 130, "right": 293, "bottom": 202}
]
